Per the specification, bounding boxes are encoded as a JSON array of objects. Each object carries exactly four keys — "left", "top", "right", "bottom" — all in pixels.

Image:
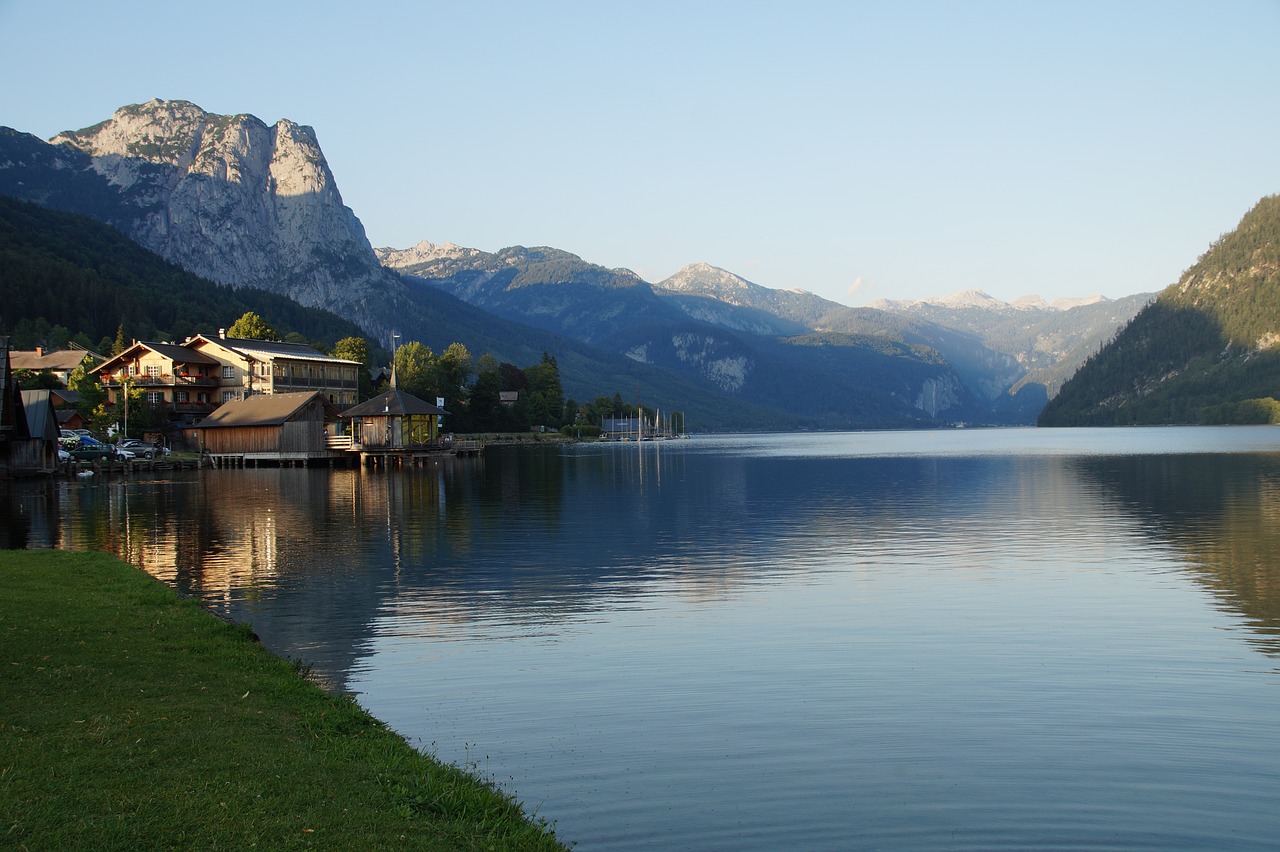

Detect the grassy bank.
[{"left": 0, "top": 549, "right": 566, "bottom": 850}]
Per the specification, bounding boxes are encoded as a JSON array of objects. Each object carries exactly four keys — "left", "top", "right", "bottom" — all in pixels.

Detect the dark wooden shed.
[{"left": 192, "top": 391, "right": 340, "bottom": 461}]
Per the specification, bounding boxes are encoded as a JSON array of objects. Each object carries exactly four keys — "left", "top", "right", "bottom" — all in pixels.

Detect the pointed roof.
[
  {"left": 94, "top": 341, "right": 220, "bottom": 374},
  {"left": 196, "top": 391, "right": 340, "bottom": 428},
  {"left": 341, "top": 388, "right": 449, "bottom": 418},
  {"left": 19, "top": 389, "right": 59, "bottom": 441}
]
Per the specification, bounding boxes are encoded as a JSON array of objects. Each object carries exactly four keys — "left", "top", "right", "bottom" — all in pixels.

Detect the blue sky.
[{"left": 2, "top": 1, "right": 1277, "bottom": 306}]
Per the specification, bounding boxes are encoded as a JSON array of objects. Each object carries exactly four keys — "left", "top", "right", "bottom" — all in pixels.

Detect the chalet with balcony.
[
  {"left": 185, "top": 333, "right": 361, "bottom": 407},
  {"left": 94, "top": 342, "right": 222, "bottom": 415},
  {"left": 92, "top": 341, "right": 224, "bottom": 424}
]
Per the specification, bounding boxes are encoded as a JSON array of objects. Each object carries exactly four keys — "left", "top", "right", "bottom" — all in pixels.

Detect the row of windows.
[{"left": 126, "top": 362, "right": 356, "bottom": 381}]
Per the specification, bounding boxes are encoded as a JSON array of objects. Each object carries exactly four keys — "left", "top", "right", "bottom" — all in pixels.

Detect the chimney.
[
  {"left": 34, "top": 346, "right": 43, "bottom": 357},
  {"left": 218, "top": 328, "right": 226, "bottom": 339}
]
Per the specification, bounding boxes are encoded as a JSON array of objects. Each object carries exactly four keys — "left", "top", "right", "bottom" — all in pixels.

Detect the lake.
[{"left": 6, "top": 426, "right": 1280, "bottom": 849}]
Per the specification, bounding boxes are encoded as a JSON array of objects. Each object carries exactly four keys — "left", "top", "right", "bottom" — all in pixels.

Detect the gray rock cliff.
[{"left": 49, "top": 99, "right": 399, "bottom": 332}]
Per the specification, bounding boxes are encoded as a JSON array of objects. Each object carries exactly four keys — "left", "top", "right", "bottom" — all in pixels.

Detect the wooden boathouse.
[
  {"left": 339, "top": 389, "right": 452, "bottom": 467},
  {"left": 191, "top": 391, "right": 343, "bottom": 467}
]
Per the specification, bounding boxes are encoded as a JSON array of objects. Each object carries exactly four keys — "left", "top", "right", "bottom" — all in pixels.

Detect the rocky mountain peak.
[
  {"left": 40, "top": 99, "right": 394, "bottom": 328},
  {"left": 376, "top": 239, "right": 480, "bottom": 268},
  {"left": 658, "top": 262, "right": 754, "bottom": 295}
]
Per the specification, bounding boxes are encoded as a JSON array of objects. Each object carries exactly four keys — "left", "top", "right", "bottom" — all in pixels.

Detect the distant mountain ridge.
[
  {"left": 3, "top": 98, "right": 1155, "bottom": 429},
  {"left": 384, "top": 240, "right": 1148, "bottom": 425}
]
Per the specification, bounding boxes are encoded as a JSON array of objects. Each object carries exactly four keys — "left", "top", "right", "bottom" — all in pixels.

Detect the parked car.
[
  {"left": 117, "top": 439, "right": 166, "bottom": 459},
  {"left": 67, "top": 435, "right": 119, "bottom": 461}
]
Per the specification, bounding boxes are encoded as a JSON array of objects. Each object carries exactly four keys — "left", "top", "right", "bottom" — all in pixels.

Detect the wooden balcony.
[{"left": 101, "top": 373, "right": 220, "bottom": 388}]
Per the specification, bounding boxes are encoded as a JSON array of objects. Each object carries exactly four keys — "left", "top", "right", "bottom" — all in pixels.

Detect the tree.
[
  {"left": 14, "top": 369, "right": 64, "bottom": 390},
  {"left": 433, "top": 342, "right": 473, "bottom": 408},
  {"left": 334, "top": 336, "right": 376, "bottom": 401},
  {"left": 227, "top": 311, "right": 278, "bottom": 341},
  {"left": 67, "top": 364, "right": 106, "bottom": 418},
  {"left": 333, "top": 336, "right": 370, "bottom": 366},
  {"left": 394, "top": 341, "right": 436, "bottom": 400},
  {"left": 111, "top": 324, "right": 127, "bottom": 356},
  {"left": 524, "top": 351, "right": 564, "bottom": 429}
]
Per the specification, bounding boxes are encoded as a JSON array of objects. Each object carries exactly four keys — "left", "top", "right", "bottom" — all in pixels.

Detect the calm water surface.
[{"left": 7, "top": 426, "right": 1280, "bottom": 849}]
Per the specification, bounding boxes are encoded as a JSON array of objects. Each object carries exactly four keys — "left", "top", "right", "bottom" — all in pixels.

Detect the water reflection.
[
  {"left": 7, "top": 430, "right": 1280, "bottom": 848},
  {"left": 1071, "top": 453, "right": 1280, "bottom": 655},
  {"left": 9, "top": 435, "right": 1280, "bottom": 683}
]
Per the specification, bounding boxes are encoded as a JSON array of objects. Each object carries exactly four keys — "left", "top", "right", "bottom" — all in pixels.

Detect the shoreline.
[{"left": 1, "top": 548, "right": 567, "bottom": 849}]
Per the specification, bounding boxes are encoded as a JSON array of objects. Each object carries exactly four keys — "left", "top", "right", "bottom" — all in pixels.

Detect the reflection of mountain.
[
  {"left": 1070, "top": 454, "right": 1280, "bottom": 655},
  {"left": 28, "top": 441, "right": 1280, "bottom": 693}
]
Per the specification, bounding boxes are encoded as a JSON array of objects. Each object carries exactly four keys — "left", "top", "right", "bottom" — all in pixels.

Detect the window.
[
  {"left": 146, "top": 391, "right": 163, "bottom": 405},
  {"left": 175, "top": 391, "right": 189, "bottom": 403},
  {"left": 222, "top": 390, "right": 237, "bottom": 402},
  {"left": 222, "top": 366, "right": 235, "bottom": 379},
  {"left": 145, "top": 365, "right": 160, "bottom": 378}
]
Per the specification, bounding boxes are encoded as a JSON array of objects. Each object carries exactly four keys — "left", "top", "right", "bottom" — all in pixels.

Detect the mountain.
[
  {"left": 383, "top": 245, "right": 987, "bottom": 428},
  {"left": 1, "top": 102, "right": 414, "bottom": 334},
  {"left": 1039, "top": 194, "right": 1280, "bottom": 425},
  {"left": 0, "top": 98, "right": 1150, "bottom": 430},
  {"left": 648, "top": 263, "right": 1150, "bottom": 421},
  {"left": 865, "top": 288, "right": 1155, "bottom": 401}
]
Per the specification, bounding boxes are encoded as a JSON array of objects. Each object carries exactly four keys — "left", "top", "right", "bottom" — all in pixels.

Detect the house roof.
[
  {"left": 50, "top": 389, "right": 81, "bottom": 405},
  {"left": 10, "top": 348, "right": 95, "bottom": 373},
  {"left": 197, "top": 391, "right": 339, "bottom": 428},
  {"left": 342, "top": 389, "right": 449, "bottom": 418},
  {"left": 95, "top": 341, "right": 220, "bottom": 374},
  {"left": 189, "top": 335, "right": 360, "bottom": 366}
]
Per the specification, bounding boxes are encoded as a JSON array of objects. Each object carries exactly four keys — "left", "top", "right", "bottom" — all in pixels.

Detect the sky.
[{"left": 2, "top": 1, "right": 1278, "bottom": 307}]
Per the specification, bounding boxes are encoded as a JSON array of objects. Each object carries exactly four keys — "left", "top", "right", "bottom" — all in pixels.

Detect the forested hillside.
[
  {"left": 0, "top": 194, "right": 370, "bottom": 351},
  {"left": 1040, "top": 195, "right": 1280, "bottom": 425}
]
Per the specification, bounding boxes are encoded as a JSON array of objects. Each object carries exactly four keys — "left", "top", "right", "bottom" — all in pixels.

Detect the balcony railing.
[{"left": 103, "top": 373, "right": 220, "bottom": 388}]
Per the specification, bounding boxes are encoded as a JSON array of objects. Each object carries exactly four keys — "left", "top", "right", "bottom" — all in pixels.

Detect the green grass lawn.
[{"left": 1, "top": 549, "right": 567, "bottom": 850}]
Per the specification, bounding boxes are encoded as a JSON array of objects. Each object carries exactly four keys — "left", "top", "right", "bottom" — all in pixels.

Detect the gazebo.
[{"left": 340, "top": 389, "right": 449, "bottom": 452}]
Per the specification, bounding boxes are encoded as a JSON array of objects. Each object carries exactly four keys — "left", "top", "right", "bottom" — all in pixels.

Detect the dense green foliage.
[
  {"left": 1041, "top": 195, "right": 1280, "bottom": 426},
  {"left": 226, "top": 310, "right": 278, "bottom": 341},
  {"left": 0, "top": 549, "right": 565, "bottom": 849}
]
